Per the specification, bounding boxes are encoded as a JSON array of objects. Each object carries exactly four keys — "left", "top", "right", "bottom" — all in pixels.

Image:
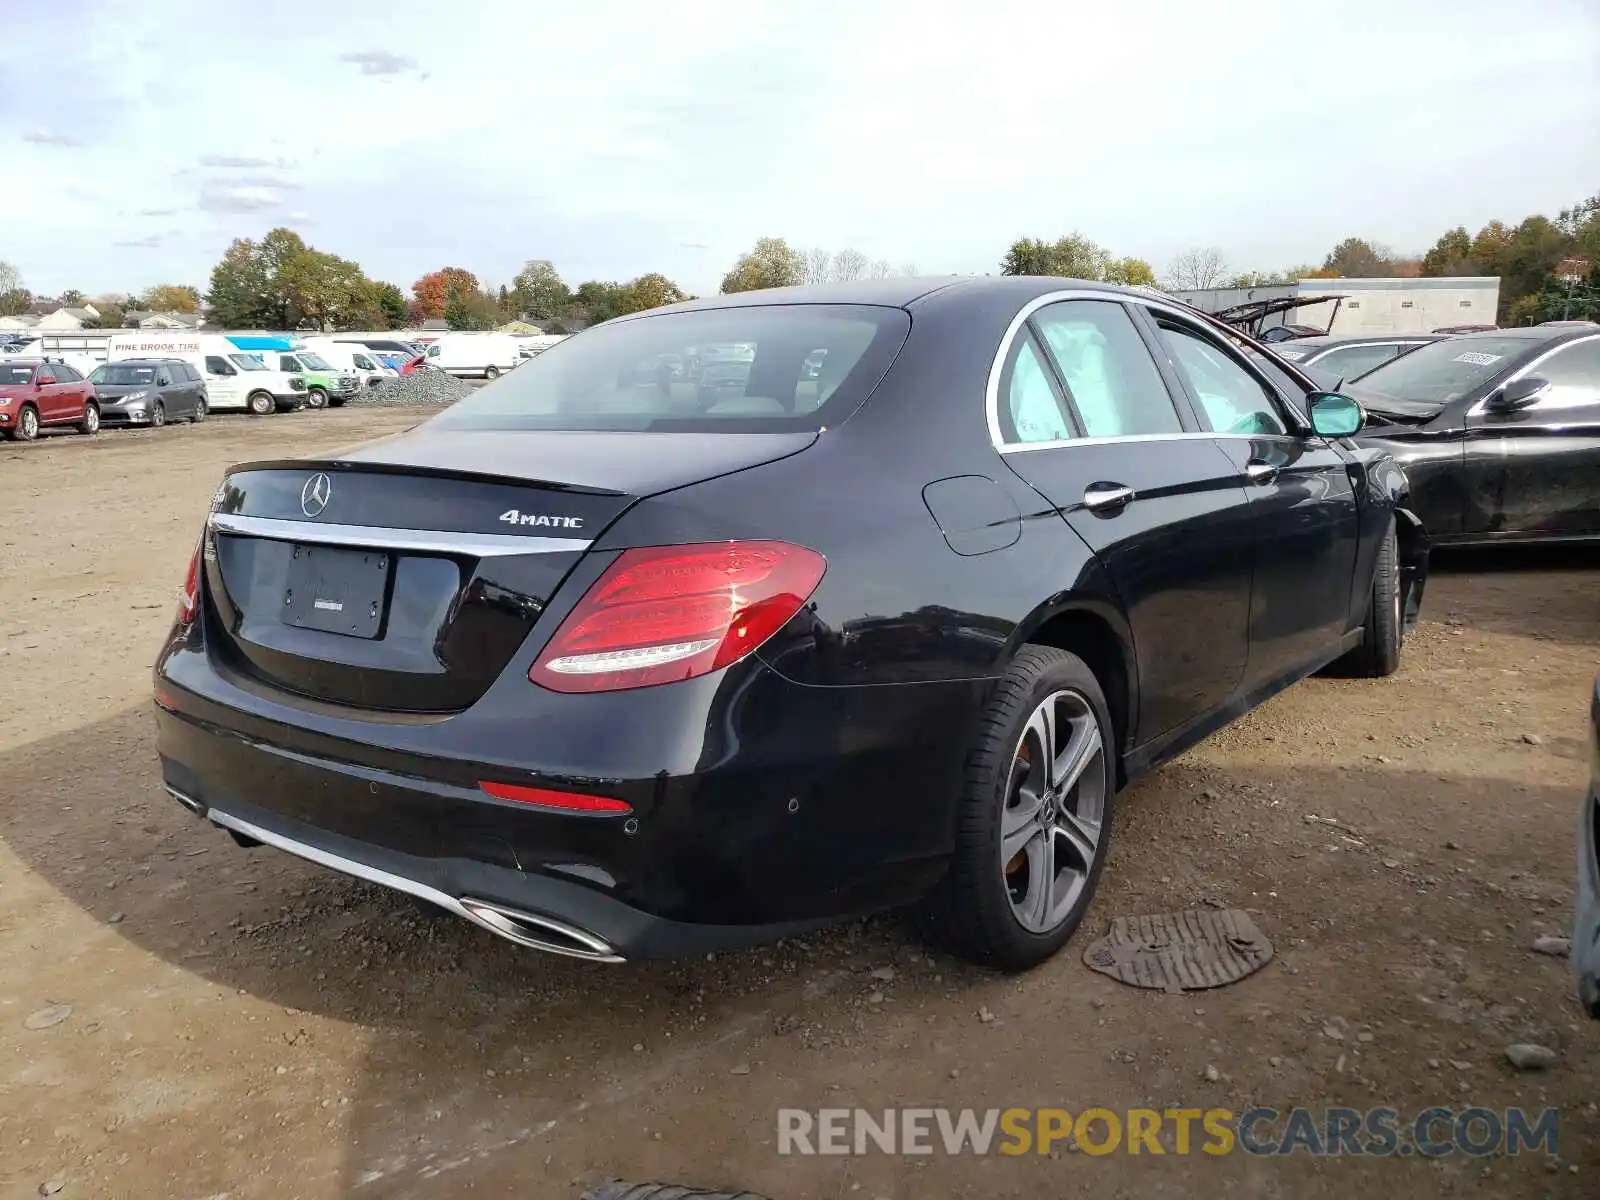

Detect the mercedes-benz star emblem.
[{"left": 300, "top": 472, "right": 332, "bottom": 517}]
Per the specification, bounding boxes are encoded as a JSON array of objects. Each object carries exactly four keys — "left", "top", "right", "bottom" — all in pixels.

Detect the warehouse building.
[{"left": 1170, "top": 276, "right": 1501, "bottom": 335}]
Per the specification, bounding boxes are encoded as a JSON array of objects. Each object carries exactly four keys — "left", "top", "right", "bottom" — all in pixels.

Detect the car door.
[
  {"left": 204, "top": 355, "right": 244, "bottom": 409},
  {"left": 1468, "top": 334, "right": 1600, "bottom": 536},
  {"left": 33, "top": 365, "right": 60, "bottom": 422},
  {"left": 1144, "top": 310, "right": 1361, "bottom": 692},
  {"left": 996, "top": 298, "right": 1255, "bottom": 744}
]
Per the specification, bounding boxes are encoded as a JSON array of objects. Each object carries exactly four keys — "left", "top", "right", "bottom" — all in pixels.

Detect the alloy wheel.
[
  {"left": 20, "top": 407, "right": 38, "bottom": 440},
  {"left": 1001, "top": 689, "right": 1107, "bottom": 933},
  {"left": 82, "top": 405, "right": 98, "bottom": 433}
]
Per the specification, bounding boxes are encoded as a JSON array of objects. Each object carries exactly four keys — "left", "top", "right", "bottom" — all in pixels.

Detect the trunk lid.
[{"left": 201, "top": 430, "right": 815, "bottom": 713}]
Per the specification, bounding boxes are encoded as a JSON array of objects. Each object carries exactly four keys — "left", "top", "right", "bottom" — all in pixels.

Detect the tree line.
[{"left": 6, "top": 194, "right": 1595, "bottom": 333}]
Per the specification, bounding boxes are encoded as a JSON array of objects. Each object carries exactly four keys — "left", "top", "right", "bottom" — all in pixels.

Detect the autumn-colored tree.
[
  {"left": 720, "top": 237, "right": 805, "bottom": 293},
  {"left": 140, "top": 283, "right": 202, "bottom": 313},
  {"left": 624, "top": 273, "right": 688, "bottom": 312},
  {"left": 412, "top": 267, "right": 479, "bottom": 320}
]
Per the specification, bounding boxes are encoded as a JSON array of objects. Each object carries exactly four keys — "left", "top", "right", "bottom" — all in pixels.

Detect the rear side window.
[
  {"left": 1003, "top": 336, "right": 1073, "bottom": 444},
  {"left": 1157, "top": 324, "right": 1288, "bottom": 436},
  {"left": 432, "top": 304, "right": 911, "bottom": 434},
  {"left": 1031, "top": 301, "right": 1181, "bottom": 437},
  {"left": 56, "top": 364, "right": 81, "bottom": 382}
]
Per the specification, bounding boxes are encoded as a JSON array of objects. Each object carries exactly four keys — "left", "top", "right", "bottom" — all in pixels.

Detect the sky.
[{"left": 1, "top": 0, "right": 1597, "bottom": 300}]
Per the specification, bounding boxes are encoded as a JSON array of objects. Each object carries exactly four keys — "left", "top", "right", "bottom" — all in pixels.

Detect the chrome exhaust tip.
[
  {"left": 457, "top": 897, "right": 624, "bottom": 962},
  {"left": 165, "top": 784, "right": 206, "bottom": 816}
]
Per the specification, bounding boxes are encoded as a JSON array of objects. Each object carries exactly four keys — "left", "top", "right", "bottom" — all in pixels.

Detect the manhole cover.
[{"left": 1082, "top": 909, "right": 1272, "bottom": 992}]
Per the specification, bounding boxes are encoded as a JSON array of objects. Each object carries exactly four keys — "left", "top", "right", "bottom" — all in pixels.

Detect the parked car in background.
[
  {"left": 299, "top": 338, "right": 395, "bottom": 388},
  {"left": 1273, "top": 334, "right": 1443, "bottom": 385},
  {"left": 1351, "top": 325, "right": 1600, "bottom": 544},
  {"left": 1432, "top": 324, "right": 1498, "bottom": 334},
  {"left": 0, "top": 358, "right": 99, "bottom": 440},
  {"left": 91, "top": 359, "right": 208, "bottom": 426},
  {"left": 422, "top": 333, "right": 521, "bottom": 379},
  {"left": 155, "top": 277, "right": 1424, "bottom": 970},
  {"left": 104, "top": 334, "right": 307, "bottom": 414},
  {"left": 1257, "top": 323, "right": 1325, "bottom": 343},
  {"left": 1576, "top": 673, "right": 1600, "bottom": 1019}
]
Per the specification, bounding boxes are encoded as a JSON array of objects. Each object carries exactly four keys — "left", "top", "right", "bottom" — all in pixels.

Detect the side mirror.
[
  {"left": 1488, "top": 376, "right": 1547, "bottom": 411},
  {"left": 1307, "top": 391, "right": 1364, "bottom": 438}
]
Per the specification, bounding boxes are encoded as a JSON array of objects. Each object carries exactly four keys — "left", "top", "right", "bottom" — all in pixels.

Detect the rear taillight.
[
  {"left": 177, "top": 540, "right": 202, "bottom": 626},
  {"left": 529, "top": 540, "right": 825, "bottom": 693}
]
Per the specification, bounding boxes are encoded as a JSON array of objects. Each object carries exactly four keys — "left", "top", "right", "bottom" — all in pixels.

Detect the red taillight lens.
[
  {"left": 177, "top": 540, "right": 202, "bottom": 626},
  {"left": 529, "top": 540, "right": 825, "bottom": 693},
  {"left": 478, "top": 781, "right": 632, "bottom": 814}
]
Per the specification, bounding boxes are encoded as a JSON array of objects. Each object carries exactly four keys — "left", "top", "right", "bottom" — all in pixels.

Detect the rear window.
[
  {"left": 1354, "top": 336, "right": 1534, "bottom": 404},
  {"left": 0, "top": 365, "right": 34, "bottom": 385},
  {"left": 431, "top": 304, "right": 911, "bottom": 433}
]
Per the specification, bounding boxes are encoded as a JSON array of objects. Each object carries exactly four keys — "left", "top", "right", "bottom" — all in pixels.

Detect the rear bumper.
[{"left": 154, "top": 641, "right": 982, "bottom": 960}]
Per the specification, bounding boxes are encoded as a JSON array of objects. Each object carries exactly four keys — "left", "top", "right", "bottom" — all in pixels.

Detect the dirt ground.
[{"left": 2, "top": 409, "right": 1597, "bottom": 1199}]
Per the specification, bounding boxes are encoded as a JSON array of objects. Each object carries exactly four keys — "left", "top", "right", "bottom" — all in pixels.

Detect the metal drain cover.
[{"left": 1082, "top": 909, "right": 1273, "bottom": 992}]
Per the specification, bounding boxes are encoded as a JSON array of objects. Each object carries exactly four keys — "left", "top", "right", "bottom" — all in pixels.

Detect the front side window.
[
  {"left": 426, "top": 343, "right": 441, "bottom": 358},
  {"left": 95, "top": 364, "right": 156, "bottom": 384},
  {"left": 205, "top": 355, "right": 236, "bottom": 376},
  {"left": 1032, "top": 301, "right": 1180, "bottom": 437},
  {"left": 279, "top": 355, "right": 302, "bottom": 372},
  {"left": 36, "top": 368, "right": 56, "bottom": 384},
  {"left": 431, "top": 304, "right": 910, "bottom": 434},
  {"left": 300, "top": 353, "right": 333, "bottom": 371},
  {"left": 1158, "top": 324, "right": 1288, "bottom": 435},
  {"left": 1003, "top": 336, "right": 1073, "bottom": 444},
  {"left": 1533, "top": 339, "right": 1600, "bottom": 391},
  {"left": 352, "top": 353, "right": 374, "bottom": 370}
]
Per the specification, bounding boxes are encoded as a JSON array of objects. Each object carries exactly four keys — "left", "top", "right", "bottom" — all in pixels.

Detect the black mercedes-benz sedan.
[
  {"left": 153, "top": 277, "right": 1426, "bottom": 970},
  {"left": 1350, "top": 325, "right": 1600, "bottom": 545}
]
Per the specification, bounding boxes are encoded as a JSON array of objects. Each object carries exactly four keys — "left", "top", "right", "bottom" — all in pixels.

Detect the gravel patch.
[{"left": 350, "top": 370, "right": 475, "bottom": 407}]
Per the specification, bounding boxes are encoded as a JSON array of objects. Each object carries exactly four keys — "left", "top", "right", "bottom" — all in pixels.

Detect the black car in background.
[
  {"left": 1274, "top": 334, "right": 1443, "bottom": 386},
  {"left": 1351, "top": 326, "right": 1600, "bottom": 545},
  {"left": 1257, "top": 323, "right": 1326, "bottom": 343},
  {"left": 154, "top": 277, "right": 1425, "bottom": 970},
  {"left": 91, "top": 359, "right": 208, "bottom": 427},
  {"left": 1576, "top": 674, "right": 1600, "bottom": 1019}
]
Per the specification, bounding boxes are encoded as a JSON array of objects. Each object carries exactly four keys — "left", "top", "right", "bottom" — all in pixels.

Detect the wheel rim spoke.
[
  {"left": 1051, "top": 718, "right": 1102, "bottom": 796},
  {"left": 1055, "top": 805, "right": 1100, "bottom": 873},
  {"left": 1020, "top": 830, "right": 1055, "bottom": 929}
]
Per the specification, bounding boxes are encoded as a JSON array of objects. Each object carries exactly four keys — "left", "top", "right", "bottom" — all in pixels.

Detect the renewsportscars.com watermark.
[{"left": 777, "top": 1106, "right": 1559, "bottom": 1158}]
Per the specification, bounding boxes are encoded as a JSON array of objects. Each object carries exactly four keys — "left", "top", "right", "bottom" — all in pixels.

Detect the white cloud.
[{"left": 0, "top": 0, "right": 1596, "bottom": 297}]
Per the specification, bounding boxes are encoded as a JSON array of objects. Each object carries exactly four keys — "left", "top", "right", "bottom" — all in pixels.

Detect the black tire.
[
  {"left": 14, "top": 404, "right": 39, "bottom": 441},
  {"left": 328, "top": 395, "right": 346, "bottom": 408},
  {"left": 247, "top": 391, "right": 274, "bottom": 416},
  {"left": 151, "top": 402, "right": 166, "bottom": 428},
  {"left": 192, "top": 397, "right": 207, "bottom": 423},
  {"left": 484, "top": 365, "right": 500, "bottom": 380},
  {"left": 78, "top": 402, "right": 99, "bottom": 435},
  {"left": 306, "top": 387, "right": 329, "bottom": 410},
  {"left": 1337, "top": 518, "right": 1402, "bottom": 678},
  {"left": 916, "top": 645, "right": 1116, "bottom": 971}
]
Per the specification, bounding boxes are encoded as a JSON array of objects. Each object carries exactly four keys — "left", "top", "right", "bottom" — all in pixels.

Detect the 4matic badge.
[{"left": 498, "top": 509, "right": 584, "bottom": 530}]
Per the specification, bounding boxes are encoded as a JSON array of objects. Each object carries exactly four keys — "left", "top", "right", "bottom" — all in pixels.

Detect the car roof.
[
  {"left": 1451, "top": 326, "right": 1587, "bottom": 342},
  {"left": 1286, "top": 333, "right": 1443, "bottom": 350},
  {"left": 0, "top": 358, "right": 45, "bottom": 367},
  {"left": 623, "top": 275, "right": 1156, "bottom": 318}
]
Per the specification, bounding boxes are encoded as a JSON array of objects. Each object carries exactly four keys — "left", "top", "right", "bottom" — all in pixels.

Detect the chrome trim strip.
[
  {"left": 1465, "top": 333, "right": 1600, "bottom": 419},
  {"left": 996, "top": 431, "right": 1217, "bottom": 454},
  {"left": 205, "top": 808, "right": 624, "bottom": 962},
  {"left": 208, "top": 512, "right": 590, "bottom": 557}
]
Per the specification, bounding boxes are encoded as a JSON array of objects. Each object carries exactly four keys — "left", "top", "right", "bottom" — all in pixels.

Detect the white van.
[
  {"left": 300, "top": 337, "right": 396, "bottom": 389},
  {"left": 422, "top": 333, "right": 522, "bottom": 379},
  {"left": 102, "top": 334, "right": 307, "bottom": 414}
]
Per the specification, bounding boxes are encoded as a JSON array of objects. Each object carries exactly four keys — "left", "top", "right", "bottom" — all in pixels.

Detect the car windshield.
[
  {"left": 0, "top": 365, "right": 34, "bottom": 385},
  {"left": 1353, "top": 336, "right": 1532, "bottom": 403},
  {"left": 228, "top": 354, "right": 267, "bottom": 371},
  {"left": 299, "top": 353, "right": 333, "bottom": 370},
  {"left": 430, "top": 304, "right": 911, "bottom": 434},
  {"left": 91, "top": 364, "right": 157, "bottom": 384}
]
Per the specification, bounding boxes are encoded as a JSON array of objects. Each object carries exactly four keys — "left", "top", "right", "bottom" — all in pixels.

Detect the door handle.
[
  {"left": 1082, "top": 483, "right": 1135, "bottom": 512},
  {"left": 1245, "top": 461, "right": 1279, "bottom": 485}
]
